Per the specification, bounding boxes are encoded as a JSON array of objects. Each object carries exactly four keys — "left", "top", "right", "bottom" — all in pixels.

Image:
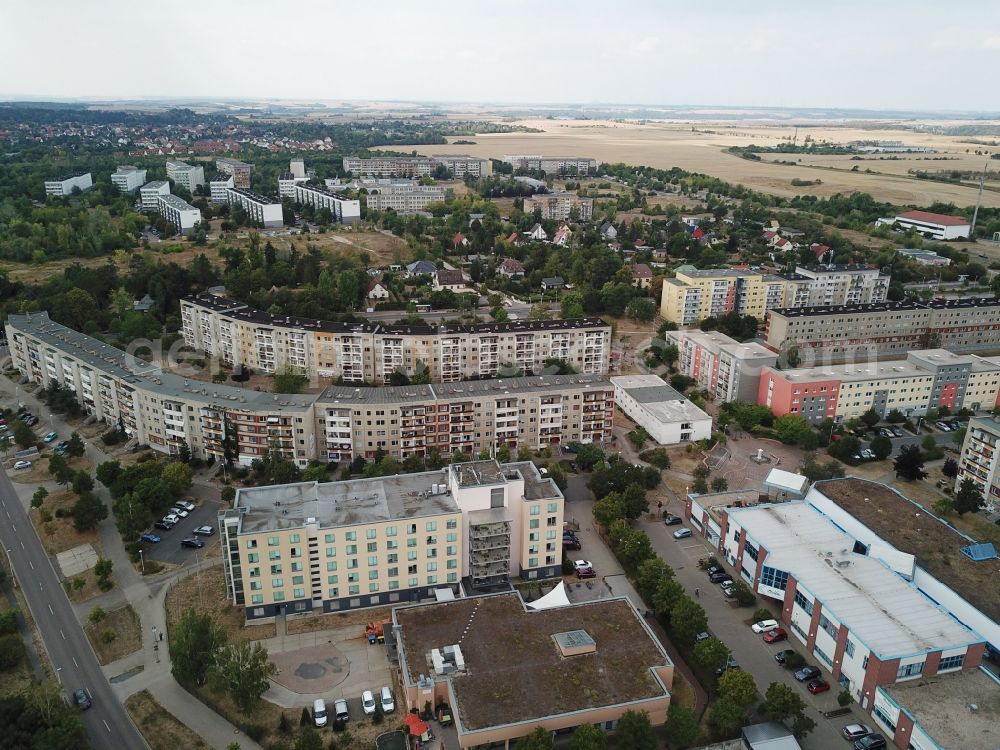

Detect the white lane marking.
[
  {"left": 28, "top": 560, "right": 33, "bottom": 570},
  {"left": 10, "top": 524, "right": 14, "bottom": 532},
  {"left": 60, "top": 629, "right": 66, "bottom": 640},
  {"left": 19, "top": 541, "right": 24, "bottom": 550},
  {"left": 103, "top": 720, "right": 111, "bottom": 733},
  {"left": 47, "top": 604, "right": 53, "bottom": 614},
  {"left": 72, "top": 656, "right": 78, "bottom": 667}
]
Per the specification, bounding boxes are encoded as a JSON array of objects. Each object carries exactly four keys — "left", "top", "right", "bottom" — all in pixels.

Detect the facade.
[
  {"left": 180, "top": 293, "right": 612, "bottom": 382},
  {"left": 290, "top": 183, "right": 361, "bottom": 224},
  {"left": 215, "top": 157, "right": 254, "bottom": 188},
  {"left": 364, "top": 182, "right": 447, "bottom": 214},
  {"left": 793, "top": 265, "right": 889, "bottom": 307},
  {"left": 157, "top": 194, "right": 202, "bottom": 235},
  {"left": 219, "top": 461, "right": 567, "bottom": 619},
  {"left": 956, "top": 416, "right": 1000, "bottom": 509},
  {"left": 165, "top": 160, "right": 205, "bottom": 192},
  {"left": 522, "top": 192, "right": 594, "bottom": 221},
  {"left": 209, "top": 173, "right": 235, "bottom": 204},
  {"left": 139, "top": 180, "right": 171, "bottom": 211},
  {"left": 502, "top": 155, "right": 598, "bottom": 174},
  {"left": 394, "top": 592, "right": 673, "bottom": 749},
  {"left": 685, "top": 494, "right": 986, "bottom": 713},
  {"left": 666, "top": 329, "right": 778, "bottom": 403},
  {"left": 225, "top": 187, "right": 283, "bottom": 227},
  {"left": 764, "top": 297, "right": 1000, "bottom": 362},
  {"left": 759, "top": 348, "right": 1000, "bottom": 424},
  {"left": 342, "top": 155, "right": 490, "bottom": 179},
  {"left": 882, "top": 210, "right": 971, "bottom": 240},
  {"left": 111, "top": 165, "right": 147, "bottom": 194},
  {"left": 44, "top": 172, "right": 93, "bottom": 197},
  {"left": 277, "top": 172, "right": 309, "bottom": 198},
  {"left": 289, "top": 158, "right": 306, "bottom": 179},
  {"left": 610, "top": 375, "right": 712, "bottom": 445}
]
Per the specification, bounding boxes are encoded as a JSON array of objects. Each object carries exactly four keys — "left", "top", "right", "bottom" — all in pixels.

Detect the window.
[
  {"left": 368, "top": 570, "right": 379, "bottom": 580},
  {"left": 446, "top": 532, "right": 457, "bottom": 543},
  {"left": 447, "top": 519, "right": 457, "bottom": 529},
  {"left": 367, "top": 556, "right": 378, "bottom": 566},
  {"left": 327, "top": 575, "right": 338, "bottom": 584},
  {"left": 268, "top": 550, "right": 281, "bottom": 560},
  {"left": 897, "top": 662, "right": 924, "bottom": 679},
  {"left": 345, "top": 531, "right": 356, "bottom": 541},
  {"left": 408, "top": 578, "right": 418, "bottom": 587},
  {"left": 366, "top": 529, "right": 377, "bottom": 539},
  {"left": 270, "top": 564, "right": 282, "bottom": 575},
  {"left": 794, "top": 590, "right": 813, "bottom": 615},
  {"left": 819, "top": 615, "right": 838, "bottom": 640},
  {"left": 251, "top": 595, "right": 263, "bottom": 605},
  {"left": 272, "top": 578, "right": 283, "bottom": 588},
  {"left": 293, "top": 588, "right": 305, "bottom": 599},
  {"left": 292, "top": 575, "right": 303, "bottom": 585},
  {"left": 407, "top": 538, "right": 417, "bottom": 548},
  {"left": 530, "top": 505, "right": 540, "bottom": 516},
  {"left": 326, "top": 562, "right": 337, "bottom": 572},
  {"left": 369, "top": 583, "right": 379, "bottom": 593},
  {"left": 427, "top": 562, "right": 437, "bottom": 572},
  {"left": 387, "top": 567, "right": 398, "bottom": 578},
  {"left": 346, "top": 544, "right": 357, "bottom": 555},
  {"left": 408, "top": 551, "right": 417, "bottom": 561},
  {"left": 938, "top": 653, "right": 964, "bottom": 671},
  {"left": 760, "top": 566, "right": 788, "bottom": 591},
  {"left": 547, "top": 502, "right": 558, "bottom": 513},
  {"left": 367, "top": 542, "right": 378, "bottom": 552},
  {"left": 245, "top": 539, "right": 258, "bottom": 549},
  {"left": 446, "top": 545, "right": 457, "bottom": 556},
  {"left": 290, "top": 562, "right": 302, "bottom": 572},
  {"left": 447, "top": 559, "right": 457, "bottom": 569},
  {"left": 814, "top": 646, "right": 833, "bottom": 667},
  {"left": 347, "top": 559, "right": 358, "bottom": 569},
  {"left": 347, "top": 573, "right": 359, "bottom": 583},
  {"left": 388, "top": 580, "right": 399, "bottom": 590},
  {"left": 447, "top": 573, "right": 457, "bottom": 583},
  {"left": 273, "top": 591, "right": 285, "bottom": 601},
  {"left": 328, "top": 587, "right": 339, "bottom": 598},
  {"left": 290, "top": 534, "right": 300, "bottom": 543},
  {"left": 529, "top": 557, "right": 538, "bottom": 568},
  {"left": 324, "top": 533, "right": 335, "bottom": 543},
  {"left": 744, "top": 542, "right": 759, "bottom": 562},
  {"left": 844, "top": 639, "right": 855, "bottom": 658},
  {"left": 326, "top": 547, "right": 336, "bottom": 557},
  {"left": 872, "top": 705, "right": 896, "bottom": 733},
  {"left": 247, "top": 553, "right": 259, "bottom": 563},
  {"left": 426, "top": 521, "right": 437, "bottom": 532},
  {"left": 530, "top": 519, "right": 540, "bottom": 529},
  {"left": 427, "top": 575, "right": 437, "bottom": 584},
  {"left": 349, "top": 585, "right": 359, "bottom": 595},
  {"left": 386, "top": 526, "right": 397, "bottom": 537},
  {"left": 268, "top": 536, "right": 280, "bottom": 546}
]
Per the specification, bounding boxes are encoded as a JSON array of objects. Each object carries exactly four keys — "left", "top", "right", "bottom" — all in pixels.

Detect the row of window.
[{"left": 247, "top": 572, "right": 461, "bottom": 605}]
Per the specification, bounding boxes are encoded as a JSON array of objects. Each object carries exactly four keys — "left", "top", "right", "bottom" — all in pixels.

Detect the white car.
[
  {"left": 175, "top": 500, "right": 196, "bottom": 512},
  {"left": 361, "top": 690, "right": 376, "bottom": 715},
  {"left": 163, "top": 513, "right": 180, "bottom": 525},
  {"left": 13, "top": 460, "right": 31, "bottom": 470},
  {"left": 751, "top": 619, "right": 780, "bottom": 633},
  {"left": 169, "top": 507, "right": 190, "bottom": 518},
  {"left": 573, "top": 560, "right": 593, "bottom": 571},
  {"left": 379, "top": 686, "right": 394, "bottom": 713}
]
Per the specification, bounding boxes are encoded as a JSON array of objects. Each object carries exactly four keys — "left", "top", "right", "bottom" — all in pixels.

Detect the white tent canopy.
[{"left": 525, "top": 581, "right": 571, "bottom": 610}]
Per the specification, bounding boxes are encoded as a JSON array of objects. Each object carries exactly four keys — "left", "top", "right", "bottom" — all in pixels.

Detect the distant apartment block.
[
  {"left": 157, "top": 194, "right": 202, "bottom": 235},
  {"left": 290, "top": 183, "right": 361, "bottom": 225},
  {"left": 139, "top": 180, "right": 171, "bottom": 211},
  {"left": 502, "top": 155, "right": 598, "bottom": 174},
  {"left": 215, "top": 157, "right": 254, "bottom": 188},
  {"left": 793, "top": 265, "right": 889, "bottom": 307},
  {"left": 289, "top": 158, "right": 306, "bottom": 179},
  {"left": 277, "top": 172, "right": 309, "bottom": 199},
  {"left": 111, "top": 165, "right": 147, "bottom": 194},
  {"left": 666, "top": 329, "right": 778, "bottom": 403},
  {"left": 209, "top": 173, "right": 235, "bottom": 204},
  {"left": 522, "top": 192, "right": 593, "bottom": 221},
  {"left": 342, "top": 155, "right": 490, "bottom": 179},
  {"left": 165, "top": 160, "right": 205, "bottom": 193},
  {"left": 878, "top": 210, "right": 971, "bottom": 240},
  {"left": 181, "top": 294, "right": 611, "bottom": 383},
  {"left": 956, "top": 416, "right": 1000, "bottom": 509},
  {"left": 364, "top": 182, "right": 447, "bottom": 214},
  {"left": 44, "top": 172, "right": 93, "bottom": 197},
  {"left": 225, "top": 187, "right": 283, "bottom": 227},
  {"left": 611, "top": 375, "right": 712, "bottom": 445}
]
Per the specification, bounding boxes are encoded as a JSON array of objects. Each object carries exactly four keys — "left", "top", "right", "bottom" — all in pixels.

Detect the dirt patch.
[
  {"left": 85, "top": 604, "right": 142, "bottom": 665},
  {"left": 8, "top": 454, "right": 91, "bottom": 485},
  {"left": 125, "top": 689, "right": 211, "bottom": 750},
  {"left": 165, "top": 563, "right": 275, "bottom": 642},
  {"left": 65, "top": 567, "right": 109, "bottom": 604},
  {"left": 286, "top": 604, "right": 394, "bottom": 636},
  {"left": 29, "top": 489, "right": 101, "bottom": 556}
]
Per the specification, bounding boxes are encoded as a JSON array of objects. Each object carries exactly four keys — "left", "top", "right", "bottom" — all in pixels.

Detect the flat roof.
[
  {"left": 884, "top": 668, "right": 1000, "bottom": 750},
  {"left": 48, "top": 171, "right": 90, "bottom": 182},
  {"left": 770, "top": 297, "right": 1000, "bottom": 318},
  {"left": 729, "top": 502, "right": 977, "bottom": 658},
  {"left": 158, "top": 194, "right": 198, "bottom": 211},
  {"left": 141, "top": 180, "right": 169, "bottom": 190},
  {"left": 612, "top": 375, "right": 711, "bottom": 425},
  {"left": 668, "top": 330, "right": 777, "bottom": 361},
  {"left": 394, "top": 592, "right": 671, "bottom": 732},
  {"left": 814, "top": 478, "right": 1000, "bottom": 622},
  {"left": 227, "top": 187, "right": 279, "bottom": 205}
]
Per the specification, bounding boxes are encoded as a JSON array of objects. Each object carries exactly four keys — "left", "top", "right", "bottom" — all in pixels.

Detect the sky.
[{"left": 3, "top": 0, "right": 1000, "bottom": 112}]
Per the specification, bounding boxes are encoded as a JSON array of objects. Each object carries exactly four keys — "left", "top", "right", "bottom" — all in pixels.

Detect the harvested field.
[
  {"left": 85, "top": 604, "right": 141, "bottom": 665},
  {"left": 125, "top": 689, "right": 210, "bottom": 750},
  {"left": 165, "top": 563, "right": 275, "bottom": 642}
]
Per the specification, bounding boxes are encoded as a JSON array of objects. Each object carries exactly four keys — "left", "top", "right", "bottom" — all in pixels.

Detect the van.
[{"left": 313, "top": 698, "right": 328, "bottom": 727}]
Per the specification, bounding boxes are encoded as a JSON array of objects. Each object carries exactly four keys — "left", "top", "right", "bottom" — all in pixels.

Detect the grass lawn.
[
  {"left": 125, "top": 689, "right": 210, "bottom": 750},
  {"left": 85, "top": 604, "right": 141, "bottom": 665}
]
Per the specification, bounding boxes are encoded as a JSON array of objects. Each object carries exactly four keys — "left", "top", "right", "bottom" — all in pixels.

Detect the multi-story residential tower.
[
  {"left": 44, "top": 172, "right": 93, "bottom": 197},
  {"left": 225, "top": 187, "right": 283, "bottom": 227},
  {"left": 165, "top": 160, "right": 205, "bottom": 192},
  {"left": 215, "top": 157, "right": 254, "bottom": 188},
  {"left": 156, "top": 194, "right": 202, "bottom": 235},
  {"left": 666, "top": 329, "right": 778, "bottom": 403},
  {"left": 522, "top": 192, "right": 593, "bottom": 221},
  {"left": 139, "top": 180, "right": 171, "bottom": 211},
  {"left": 342, "top": 155, "right": 490, "bottom": 179},
  {"left": 111, "top": 165, "right": 147, "bottom": 194},
  {"left": 209, "top": 173, "right": 235, "bottom": 204},
  {"left": 502, "top": 155, "right": 598, "bottom": 174},
  {"left": 289, "top": 183, "right": 361, "bottom": 224}
]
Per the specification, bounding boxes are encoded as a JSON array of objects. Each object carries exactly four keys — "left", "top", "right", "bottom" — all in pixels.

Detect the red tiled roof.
[
  {"left": 897, "top": 210, "right": 969, "bottom": 227},
  {"left": 632, "top": 263, "right": 653, "bottom": 278},
  {"left": 500, "top": 258, "right": 525, "bottom": 272}
]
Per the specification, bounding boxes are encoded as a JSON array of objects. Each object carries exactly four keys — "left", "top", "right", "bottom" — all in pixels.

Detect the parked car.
[
  {"left": 663, "top": 514, "right": 682, "bottom": 526},
  {"left": 193, "top": 525, "right": 215, "bottom": 536},
  {"left": 180, "top": 537, "right": 204, "bottom": 549},
  {"left": 695, "top": 631, "right": 711, "bottom": 643},
  {"left": 333, "top": 698, "right": 349, "bottom": 722},
  {"left": 762, "top": 627, "right": 787, "bottom": 643},
  {"left": 774, "top": 649, "right": 796, "bottom": 665},
  {"left": 714, "top": 657, "right": 740, "bottom": 675},
  {"left": 706, "top": 565, "right": 722, "bottom": 576},
  {"left": 842, "top": 724, "right": 874, "bottom": 741},
  {"left": 720, "top": 581, "right": 735, "bottom": 598},
  {"left": 361, "top": 690, "right": 376, "bottom": 715},
  {"left": 169, "top": 506, "right": 190, "bottom": 518},
  {"left": 154, "top": 520, "right": 175, "bottom": 531},
  {"left": 807, "top": 679, "right": 830, "bottom": 694},
  {"left": 13, "top": 460, "right": 31, "bottom": 470},
  {"left": 576, "top": 566, "right": 597, "bottom": 579},
  {"left": 175, "top": 500, "right": 196, "bottom": 512},
  {"left": 751, "top": 619, "right": 780, "bottom": 633},
  {"left": 313, "top": 698, "right": 327, "bottom": 727},
  {"left": 853, "top": 735, "right": 887, "bottom": 750},
  {"left": 573, "top": 560, "right": 593, "bottom": 571},
  {"left": 891, "top": 426, "right": 904, "bottom": 437},
  {"left": 43, "top": 431, "right": 58, "bottom": 443},
  {"left": 73, "top": 688, "right": 92, "bottom": 710},
  {"left": 563, "top": 537, "right": 582, "bottom": 550},
  {"left": 879, "top": 427, "right": 894, "bottom": 438},
  {"left": 936, "top": 421, "right": 951, "bottom": 431},
  {"left": 140, "top": 532, "right": 161, "bottom": 544},
  {"left": 163, "top": 513, "right": 180, "bottom": 524},
  {"left": 709, "top": 571, "right": 733, "bottom": 584},
  {"left": 379, "top": 686, "right": 394, "bottom": 713},
  {"left": 24, "top": 416, "right": 38, "bottom": 426},
  {"left": 794, "top": 665, "right": 821, "bottom": 682},
  {"left": 673, "top": 528, "right": 692, "bottom": 539}
]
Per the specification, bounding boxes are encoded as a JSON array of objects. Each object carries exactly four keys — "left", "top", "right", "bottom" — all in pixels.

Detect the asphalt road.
[{"left": 0, "top": 469, "right": 147, "bottom": 749}]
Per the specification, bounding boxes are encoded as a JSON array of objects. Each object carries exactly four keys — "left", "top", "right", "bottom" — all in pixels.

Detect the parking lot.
[{"left": 142, "top": 491, "right": 222, "bottom": 566}]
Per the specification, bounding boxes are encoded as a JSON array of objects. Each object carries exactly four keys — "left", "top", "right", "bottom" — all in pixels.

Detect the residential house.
[
  {"left": 452, "top": 232, "right": 469, "bottom": 248},
  {"left": 631, "top": 264, "right": 653, "bottom": 289},
  {"left": 367, "top": 280, "right": 391, "bottom": 301},
  {"left": 527, "top": 223, "right": 548, "bottom": 241},
  {"left": 506, "top": 232, "right": 521, "bottom": 246},
  {"left": 553, "top": 225, "right": 572, "bottom": 246},
  {"left": 809, "top": 243, "right": 833, "bottom": 263},
  {"left": 133, "top": 294, "right": 154, "bottom": 313},
  {"left": 499, "top": 258, "right": 525, "bottom": 278},
  {"left": 434, "top": 269, "right": 467, "bottom": 291},
  {"left": 600, "top": 222, "right": 618, "bottom": 240},
  {"left": 406, "top": 260, "right": 437, "bottom": 277},
  {"left": 541, "top": 277, "right": 566, "bottom": 291}
]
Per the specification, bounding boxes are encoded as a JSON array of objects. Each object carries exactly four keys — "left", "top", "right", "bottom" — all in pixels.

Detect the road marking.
[
  {"left": 19, "top": 541, "right": 24, "bottom": 550},
  {"left": 103, "top": 720, "right": 111, "bottom": 733},
  {"left": 27, "top": 560, "right": 33, "bottom": 570},
  {"left": 10, "top": 523, "right": 14, "bottom": 531},
  {"left": 47, "top": 604, "right": 53, "bottom": 614},
  {"left": 60, "top": 629, "right": 65, "bottom": 640},
  {"left": 72, "top": 656, "right": 78, "bottom": 667}
]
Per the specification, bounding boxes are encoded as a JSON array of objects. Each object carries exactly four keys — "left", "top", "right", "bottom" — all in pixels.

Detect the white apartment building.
[
  {"left": 290, "top": 183, "right": 361, "bottom": 224},
  {"left": 209, "top": 173, "right": 235, "bottom": 204},
  {"left": 342, "top": 155, "right": 490, "bottom": 179},
  {"left": 44, "top": 172, "right": 93, "bottom": 197},
  {"left": 365, "top": 182, "right": 447, "bottom": 214},
  {"left": 165, "top": 160, "right": 205, "bottom": 193},
  {"left": 666, "top": 329, "right": 778, "bottom": 403},
  {"left": 289, "top": 158, "right": 306, "bottom": 179},
  {"left": 139, "top": 181, "right": 171, "bottom": 211},
  {"left": 611, "top": 375, "right": 712, "bottom": 445},
  {"left": 793, "top": 265, "right": 889, "bottom": 307},
  {"left": 225, "top": 187, "right": 283, "bottom": 227},
  {"left": 523, "top": 192, "right": 594, "bottom": 221},
  {"left": 956, "top": 416, "right": 1000, "bottom": 511},
  {"left": 215, "top": 157, "right": 253, "bottom": 188},
  {"left": 181, "top": 294, "right": 612, "bottom": 382},
  {"left": 277, "top": 172, "right": 309, "bottom": 199},
  {"left": 157, "top": 194, "right": 202, "bottom": 235},
  {"left": 111, "top": 166, "right": 147, "bottom": 194},
  {"left": 502, "top": 155, "right": 598, "bottom": 174},
  {"left": 219, "top": 460, "right": 566, "bottom": 620}
]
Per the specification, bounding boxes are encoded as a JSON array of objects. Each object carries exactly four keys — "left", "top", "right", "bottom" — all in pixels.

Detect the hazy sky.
[{"left": 4, "top": 0, "right": 1000, "bottom": 112}]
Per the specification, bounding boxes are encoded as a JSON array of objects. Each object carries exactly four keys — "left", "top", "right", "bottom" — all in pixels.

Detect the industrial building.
[
  {"left": 610, "top": 375, "right": 712, "bottom": 445},
  {"left": 879, "top": 210, "right": 971, "bottom": 241}
]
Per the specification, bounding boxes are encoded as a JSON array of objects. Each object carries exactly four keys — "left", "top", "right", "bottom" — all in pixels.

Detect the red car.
[
  {"left": 763, "top": 627, "right": 787, "bottom": 643},
  {"left": 807, "top": 679, "right": 830, "bottom": 694},
  {"left": 576, "top": 567, "right": 597, "bottom": 579}
]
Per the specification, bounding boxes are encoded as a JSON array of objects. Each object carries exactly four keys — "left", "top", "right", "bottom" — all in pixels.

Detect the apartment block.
[
  {"left": 165, "top": 160, "right": 205, "bottom": 192},
  {"left": 180, "top": 294, "right": 611, "bottom": 382},
  {"left": 218, "top": 460, "right": 566, "bottom": 619},
  {"left": 44, "top": 172, "right": 93, "bottom": 197},
  {"left": 209, "top": 173, "right": 235, "bottom": 204},
  {"left": 764, "top": 297, "right": 1000, "bottom": 362},
  {"left": 139, "top": 180, "right": 171, "bottom": 211},
  {"left": 502, "top": 155, "right": 598, "bottom": 174},
  {"left": 290, "top": 183, "right": 361, "bottom": 224},
  {"left": 342, "top": 155, "right": 490, "bottom": 179},
  {"left": 666, "top": 329, "right": 778, "bottom": 403},
  {"left": 215, "top": 157, "right": 254, "bottom": 188},
  {"left": 225, "top": 187, "right": 283, "bottom": 227},
  {"left": 956, "top": 416, "right": 1000, "bottom": 509},
  {"left": 277, "top": 172, "right": 309, "bottom": 199},
  {"left": 157, "top": 194, "right": 202, "bottom": 235},
  {"left": 758, "top": 348, "right": 1000, "bottom": 424},
  {"left": 794, "top": 265, "right": 889, "bottom": 307},
  {"left": 111, "top": 165, "right": 147, "bottom": 194},
  {"left": 289, "top": 158, "right": 306, "bottom": 179},
  {"left": 364, "top": 182, "right": 447, "bottom": 214},
  {"left": 522, "top": 192, "right": 594, "bottom": 221}
]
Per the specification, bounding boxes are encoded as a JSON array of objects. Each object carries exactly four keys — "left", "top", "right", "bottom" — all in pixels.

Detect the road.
[{"left": 0, "top": 468, "right": 147, "bottom": 748}]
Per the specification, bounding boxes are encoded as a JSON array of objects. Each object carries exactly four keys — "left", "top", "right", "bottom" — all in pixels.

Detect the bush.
[
  {"left": 837, "top": 688, "right": 852, "bottom": 707},
  {"left": 277, "top": 713, "right": 291, "bottom": 735},
  {"left": 0, "top": 634, "right": 25, "bottom": 669},
  {"left": 783, "top": 652, "right": 806, "bottom": 670},
  {"left": 732, "top": 581, "right": 756, "bottom": 607},
  {"left": 101, "top": 630, "right": 116, "bottom": 644},
  {"left": 753, "top": 607, "right": 773, "bottom": 622},
  {"left": 300, "top": 707, "right": 311, "bottom": 726},
  {"left": 246, "top": 725, "right": 266, "bottom": 742},
  {"left": 638, "top": 448, "right": 671, "bottom": 469},
  {"left": 0, "top": 610, "right": 18, "bottom": 636}
]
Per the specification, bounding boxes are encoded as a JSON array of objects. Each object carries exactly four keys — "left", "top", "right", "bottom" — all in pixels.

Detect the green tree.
[
  {"left": 670, "top": 596, "right": 708, "bottom": 646},
  {"left": 13, "top": 420, "right": 35, "bottom": 449},
  {"left": 762, "top": 681, "right": 807, "bottom": 723},
  {"left": 707, "top": 696, "right": 745, "bottom": 737},
  {"left": 170, "top": 609, "right": 227, "bottom": 686},
  {"left": 72, "top": 492, "right": 108, "bottom": 532},
  {"left": 31, "top": 486, "right": 48, "bottom": 509},
  {"left": 71, "top": 470, "right": 94, "bottom": 496},
  {"left": 664, "top": 703, "right": 702, "bottom": 749},
  {"left": 221, "top": 486, "right": 237, "bottom": 506},
  {"left": 662, "top": 343, "right": 679, "bottom": 371},
  {"left": 954, "top": 478, "right": 985, "bottom": 516},
  {"left": 567, "top": 723, "right": 607, "bottom": 750},
  {"left": 111, "top": 286, "right": 134, "bottom": 318},
  {"left": 94, "top": 557, "right": 113, "bottom": 584},
  {"left": 635, "top": 557, "right": 673, "bottom": 603},
  {"left": 274, "top": 366, "right": 308, "bottom": 394},
  {"left": 894, "top": 445, "right": 927, "bottom": 480},
  {"left": 560, "top": 292, "right": 585, "bottom": 319},
  {"left": 162, "top": 461, "right": 194, "bottom": 495},
  {"left": 860, "top": 409, "right": 881, "bottom": 428},
  {"left": 0, "top": 634, "right": 26, "bottom": 669},
  {"left": 626, "top": 298, "right": 656, "bottom": 322},
  {"left": 574, "top": 443, "right": 605, "bottom": 470},
  {"left": 869, "top": 435, "right": 893, "bottom": 461},
  {"left": 613, "top": 710, "right": 656, "bottom": 750},
  {"left": 718, "top": 668, "right": 757, "bottom": 709},
  {"left": 66, "top": 432, "right": 85, "bottom": 457},
  {"left": 791, "top": 713, "right": 817, "bottom": 740},
  {"left": 209, "top": 640, "right": 277, "bottom": 714},
  {"left": 652, "top": 578, "right": 685, "bottom": 621},
  {"left": 710, "top": 476, "right": 728, "bottom": 492},
  {"left": 693, "top": 637, "right": 730, "bottom": 673},
  {"left": 514, "top": 726, "right": 554, "bottom": 750},
  {"left": 774, "top": 414, "right": 813, "bottom": 446},
  {"left": 295, "top": 725, "right": 323, "bottom": 750}
]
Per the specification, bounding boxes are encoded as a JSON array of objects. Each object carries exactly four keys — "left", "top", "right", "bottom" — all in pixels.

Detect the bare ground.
[
  {"left": 85, "top": 604, "right": 142, "bottom": 665},
  {"left": 30, "top": 489, "right": 101, "bottom": 556},
  {"left": 164, "top": 563, "right": 276, "bottom": 642},
  {"left": 285, "top": 604, "right": 395, "bottom": 636},
  {"left": 125, "top": 689, "right": 211, "bottom": 750}
]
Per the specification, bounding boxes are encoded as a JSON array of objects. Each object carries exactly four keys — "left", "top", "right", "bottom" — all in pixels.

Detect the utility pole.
[{"left": 970, "top": 162, "right": 987, "bottom": 239}]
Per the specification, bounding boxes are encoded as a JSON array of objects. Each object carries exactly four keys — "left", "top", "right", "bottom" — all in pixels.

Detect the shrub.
[
  {"left": 246, "top": 725, "right": 265, "bottom": 742},
  {"left": 837, "top": 688, "right": 852, "bottom": 707},
  {"left": 88, "top": 606, "right": 106, "bottom": 625},
  {"left": 783, "top": 652, "right": 806, "bottom": 670},
  {"left": 0, "top": 610, "right": 18, "bottom": 636},
  {"left": 0, "top": 634, "right": 25, "bottom": 669},
  {"left": 101, "top": 630, "right": 116, "bottom": 644},
  {"left": 732, "top": 581, "right": 756, "bottom": 607},
  {"left": 300, "top": 707, "right": 311, "bottom": 726},
  {"left": 277, "top": 713, "right": 291, "bottom": 735},
  {"left": 753, "top": 607, "right": 773, "bottom": 622}
]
